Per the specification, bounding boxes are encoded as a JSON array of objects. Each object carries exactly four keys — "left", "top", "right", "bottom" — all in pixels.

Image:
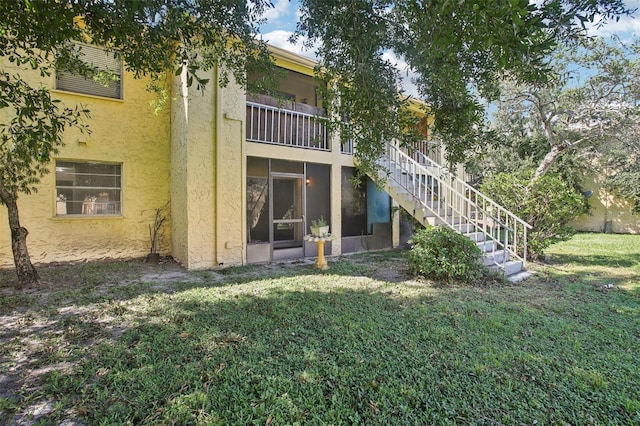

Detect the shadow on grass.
[
  {"left": 17, "top": 284, "right": 639, "bottom": 425},
  {"left": 2, "top": 242, "right": 640, "bottom": 424},
  {"left": 0, "top": 251, "right": 415, "bottom": 312},
  {"left": 544, "top": 252, "right": 640, "bottom": 269},
  {"left": 536, "top": 253, "right": 640, "bottom": 299}
]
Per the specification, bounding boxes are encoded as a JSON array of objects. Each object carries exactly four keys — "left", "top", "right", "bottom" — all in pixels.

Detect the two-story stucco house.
[
  {"left": 0, "top": 44, "right": 401, "bottom": 269},
  {"left": 2, "top": 40, "right": 538, "bottom": 280}
]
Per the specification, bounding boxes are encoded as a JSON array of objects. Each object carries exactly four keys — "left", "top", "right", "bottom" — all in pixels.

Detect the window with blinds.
[
  {"left": 55, "top": 161, "right": 122, "bottom": 216},
  {"left": 55, "top": 43, "right": 122, "bottom": 99}
]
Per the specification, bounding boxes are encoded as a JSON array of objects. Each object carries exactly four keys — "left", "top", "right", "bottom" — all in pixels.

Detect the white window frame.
[
  {"left": 55, "top": 160, "right": 122, "bottom": 216},
  {"left": 55, "top": 42, "right": 123, "bottom": 100}
]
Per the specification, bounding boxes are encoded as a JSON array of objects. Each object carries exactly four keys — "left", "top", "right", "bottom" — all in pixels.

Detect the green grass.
[
  {"left": 1, "top": 237, "right": 639, "bottom": 425},
  {"left": 542, "top": 232, "right": 640, "bottom": 292}
]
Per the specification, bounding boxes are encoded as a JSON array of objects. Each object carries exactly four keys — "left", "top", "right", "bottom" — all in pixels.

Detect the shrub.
[
  {"left": 480, "top": 170, "right": 585, "bottom": 260},
  {"left": 408, "top": 226, "right": 484, "bottom": 284}
]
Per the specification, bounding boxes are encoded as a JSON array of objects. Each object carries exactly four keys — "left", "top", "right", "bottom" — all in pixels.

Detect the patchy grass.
[
  {"left": 541, "top": 232, "right": 640, "bottom": 292},
  {"left": 0, "top": 240, "right": 639, "bottom": 425}
]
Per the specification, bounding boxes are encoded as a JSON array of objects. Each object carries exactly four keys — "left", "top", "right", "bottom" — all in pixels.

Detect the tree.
[
  {"left": 474, "top": 35, "right": 640, "bottom": 215},
  {"left": 294, "top": 0, "right": 631, "bottom": 173},
  {"left": 488, "top": 36, "right": 640, "bottom": 180},
  {"left": 480, "top": 170, "right": 585, "bottom": 259},
  {"left": 1, "top": 0, "right": 631, "bottom": 286}
]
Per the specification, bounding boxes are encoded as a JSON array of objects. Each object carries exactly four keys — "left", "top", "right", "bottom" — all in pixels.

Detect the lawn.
[{"left": 0, "top": 233, "right": 639, "bottom": 425}]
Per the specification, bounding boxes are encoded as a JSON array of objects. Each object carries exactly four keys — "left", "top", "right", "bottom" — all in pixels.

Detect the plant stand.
[{"left": 304, "top": 234, "right": 337, "bottom": 270}]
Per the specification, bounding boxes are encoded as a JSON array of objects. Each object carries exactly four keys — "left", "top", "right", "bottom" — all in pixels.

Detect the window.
[
  {"left": 55, "top": 161, "right": 122, "bottom": 216},
  {"left": 56, "top": 42, "right": 122, "bottom": 99}
]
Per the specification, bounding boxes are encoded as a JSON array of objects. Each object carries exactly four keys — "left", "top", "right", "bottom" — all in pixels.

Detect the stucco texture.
[
  {"left": 170, "top": 67, "right": 247, "bottom": 269},
  {"left": 0, "top": 66, "right": 171, "bottom": 267}
]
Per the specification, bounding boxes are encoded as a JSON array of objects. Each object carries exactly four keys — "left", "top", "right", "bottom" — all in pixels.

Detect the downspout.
[
  {"left": 214, "top": 65, "right": 224, "bottom": 266},
  {"left": 604, "top": 184, "right": 611, "bottom": 234}
]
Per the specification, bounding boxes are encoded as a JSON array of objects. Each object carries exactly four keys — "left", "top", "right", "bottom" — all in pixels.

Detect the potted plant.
[
  {"left": 310, "top": 216, "right": 329, "bottom": 237},
  {"left": 146, "top": 202, "right": 169, "bottom": 263}
]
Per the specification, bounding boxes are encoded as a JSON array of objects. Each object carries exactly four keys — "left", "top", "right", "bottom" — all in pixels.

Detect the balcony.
[{"left": 246, "top": 94, "right": 329, "bottom": 151}]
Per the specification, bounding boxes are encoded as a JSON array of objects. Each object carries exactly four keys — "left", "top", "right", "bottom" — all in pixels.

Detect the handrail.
[
  {"left": 246, "top": 101, "right": 322, "bottom": 120},
  {"left": 246, "top": 101, "right": 329, "bottom": 151},
  {"left": 412, "top": 148, "right": 531, "bottom": 230},
  {"left": 383, "top": 142, "right": 532, "bottom": 267}
]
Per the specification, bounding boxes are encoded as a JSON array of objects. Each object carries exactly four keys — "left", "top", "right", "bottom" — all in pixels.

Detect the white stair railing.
[{"left": 381, "top": 142, "right": 532, "bottom": 268}]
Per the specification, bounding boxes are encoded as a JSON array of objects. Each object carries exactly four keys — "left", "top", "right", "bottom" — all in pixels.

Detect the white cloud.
[
  {"left": 262, "top": 30, "right": 318, "bottom": 60},
  {"left": 382, "top": 51, "right": 420, "bottom": 98},
  {"left": 261, "top": 0, "right": 294, "bottom": 22},
  {"left": 586, "top": 1, "right": 640, "bottom": 39},
  {"left": 588, "top": 15, "right": 640, "bottom": 38}
]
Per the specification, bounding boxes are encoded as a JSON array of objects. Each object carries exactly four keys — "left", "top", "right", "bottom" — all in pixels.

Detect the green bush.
[
  {"left": 408, "top": 226, "right": 484, "bottom": 284},
  {"left": 480, "top": 171, "right": 585, "bottom": 260}
]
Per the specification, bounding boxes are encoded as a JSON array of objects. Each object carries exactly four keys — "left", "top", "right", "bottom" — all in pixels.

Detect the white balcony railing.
[{"left": 246, "top": 101, "right": 329, "bottom": 151}]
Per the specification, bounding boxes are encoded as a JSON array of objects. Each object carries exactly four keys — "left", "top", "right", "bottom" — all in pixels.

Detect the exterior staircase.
[{"left": 376, "top": 142, "right": 533, "bottom": 281}]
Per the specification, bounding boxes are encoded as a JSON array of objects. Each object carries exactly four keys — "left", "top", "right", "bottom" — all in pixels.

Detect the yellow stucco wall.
[
  {"left": 571, "top": 173, "right": 639, "bottom": 234},
  {"left": 170, "top": 68, "right": 217, "bottom": 269},
  {"left": 0, "top": 65, "right": 171, "bottom": 267},
  {"left": 170, "top": 66, "right": 247, "bottom": 269},
  {"left": 1, "top": 44, "right": 399, "bottom": 271},
  {"left": 217, "top": 72, "right": 246, "bottom": 266}
]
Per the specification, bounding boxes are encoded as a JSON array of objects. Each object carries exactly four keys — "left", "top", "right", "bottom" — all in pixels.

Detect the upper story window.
[
  {"left": 55, "top": 42, "right": 122, "bottom": 99},
  {"left": 55, "top": 161, "right": 122, "bottom": 216}
]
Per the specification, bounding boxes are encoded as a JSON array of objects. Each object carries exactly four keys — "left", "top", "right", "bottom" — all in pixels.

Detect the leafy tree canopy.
[
  {"left": 473, "top": 35, "right": 640, "bottom": 210},
  {"left": 294, "top": 0, "right": 632, "bottom": 173}
]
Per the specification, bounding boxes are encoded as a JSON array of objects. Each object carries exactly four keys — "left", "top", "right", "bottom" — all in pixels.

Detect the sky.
[
  {"left": 257, "top": 0, "right": 640, "bottom": 99},
  {"left": 259, "top": 0, "right": 640, "bottom": 60}
]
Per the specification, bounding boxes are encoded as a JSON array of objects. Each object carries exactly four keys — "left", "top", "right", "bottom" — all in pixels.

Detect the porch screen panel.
[
  {"left": 247, "top": 157, "right": 269, "bottom": 243},
  {"left": 272, "top": 159, "right": 304, "bottom": 174},
  {"left": 306, "top": 163, "right": 330, "bottom": 234},
  {"left": 341, "top": 167, "right": 367, "bottom": 236},
  {"left": 366, "top": 179, "right": 391, "bottom": 234}
]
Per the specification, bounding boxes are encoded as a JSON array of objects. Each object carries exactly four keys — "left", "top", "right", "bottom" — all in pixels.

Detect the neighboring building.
[
  {"left": 571, "top": 173, "right": 639, "bottom": 234},
  {"left": 0, "top": 44, "right": 400, "bottom": 269}
]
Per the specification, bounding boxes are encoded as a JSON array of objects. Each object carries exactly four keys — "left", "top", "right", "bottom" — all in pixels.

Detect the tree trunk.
[
  {"left": 0, "top": 189, "right": 39, "bottom": 288},
  {"left": 533, "top": 144, "right": 567, "bottom": 179}
]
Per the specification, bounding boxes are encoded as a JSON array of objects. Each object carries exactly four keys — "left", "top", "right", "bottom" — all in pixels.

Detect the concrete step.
[
  {"left": 452, "top": 223, "right": 476, "bottom": 234},
  {"left": 477, "top": 240, "right": 498, "bottom": 252},
  {"left": 395, "top": 187, "right": 438, "bottom": 201},
  {"left": 424, "top": 216, "right": 465, "bottom": 227},
  {"left": 423, "top": 207, "right": 452, "bottom": 218},
  {"left": 481, "top": 249, "right": 510, "bottom": 266},
  {"left": 506, "top": 270, "right": 533, "bottom": 283},
  {"left": 488, "top": 260, "right": 523, "bottom": 276},
  {"left": 414, "top": 200, "right": 442, "bottom": 210},
  {"left": 464, "top": 232, "right": 485, "bottom": 242}
]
